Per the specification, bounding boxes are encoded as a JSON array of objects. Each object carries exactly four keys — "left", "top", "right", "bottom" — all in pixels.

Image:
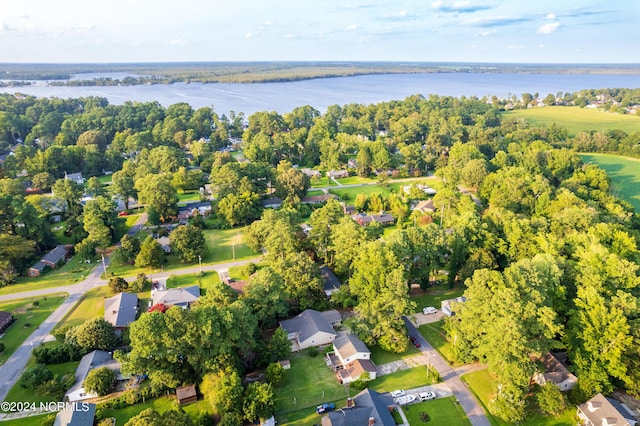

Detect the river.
[{"left": 2, "top": 73, "right": 640, "bottom": 116}]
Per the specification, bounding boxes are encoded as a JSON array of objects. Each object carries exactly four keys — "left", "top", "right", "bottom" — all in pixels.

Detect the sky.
[{"left": 0, "top": 0, "right": 638, "bottom": 63}]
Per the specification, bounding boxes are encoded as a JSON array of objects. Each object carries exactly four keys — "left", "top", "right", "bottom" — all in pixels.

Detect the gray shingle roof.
[
  {"left": 324, "top": 389, "right": 395, "bottom": 426},
  {"left": 66, "top": 350, "right": 118, "bottom": 397},
  {"left": 320, "top": 266, "right": 341, "bottom": 293},
  {"left": 152, "top": 285, "right": 200, "bottom": 307},
  {"left": 54, "top": 402, "right": 96, "bottom": 426},
  {"left": 41, "top": 245, "right": 68, "bottom": 265},
  {"left": 104, "top": 292, "right": 138, "bottom": 328},
  {"left": 334, "top": 334, "right": 370, "bottom": 360},
  {"left": 280, "top": 309, "right": 336, "bottom": 342}
]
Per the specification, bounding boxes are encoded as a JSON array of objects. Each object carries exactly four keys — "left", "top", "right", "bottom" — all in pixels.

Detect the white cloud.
[
  {"left": 432, "top": 1, "right": 443, "bottom": 9},
  {"left": 545, "top": 13, "right": 556, "bottom": 20},
  {"left": 346, "top": 23, "right": 358, "bottom": 31},
  {"left": 479, "top": 29, "right": 496, "bottom": 36},
  {"left": 537, "top": 21, "right": 559, "bottom": 34},
  {"left": 168, "top": 38, "right": 188, "bottom": 46},
  {"left": 244, "top": 32, "right": 254, "bottom": 39},
  {"left": 507, "top": 44, "right": 525, "bottom": 49}
]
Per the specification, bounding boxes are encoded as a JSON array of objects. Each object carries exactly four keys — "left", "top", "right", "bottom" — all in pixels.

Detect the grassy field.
[
  {"left": 579, "top": 153, "right": 640, "bottom": 211},
  {"left": 0, "top": 414, "right": 53, "bottom": 425},
  {"left": 368, "top": 366, "right": 438, "bottom": 393},
  {"left": 100, "top": 396, "right": 212, "bottom": 425},
  {"left": 57, "top": 285, "right": 110, "bottom": 329},
  {"left": 310, "top": 177, "right": 331, "bottom": 188},
  {"left": 369, "top": 343, "right": 420, "bottom": 365},
  {"left": 4, "top": 359, "right": 80, "bottom": 404},
  {"left": 329, "top": 185, "right": 391, "bottom": 202},
  {"left": 462, "top": 369, "right": 578, "bottom": 426},
  {"left": 503, "top": 106, "right": 640, "bottom": 136},
  {"left": 177, "top": 191, "right": 202, "bottom": 203},
  {"left": 419, "top": 320, "right": 457, "bottom": 365},
  {"left": 0, "top": 295, "right": 66, "bottom": 364},
  {"left": 402, "top": 396, "right": 471, "bottom": 426},
  {"left": 335, "top": 176, "right": 376, "bottom": 185}
]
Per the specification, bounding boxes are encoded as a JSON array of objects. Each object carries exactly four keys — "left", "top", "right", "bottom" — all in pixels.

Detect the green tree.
[
  {"left": 242, "top": 268, "right": 289, "bottom": 328},
  {"left": 135, "top": 235, "right": 165, "bottom": 269},
  {"left": 125, "top": 409, "right": 193, "bottom": 426},
  {"left": 169, "top": 224, "right": 207, "bottom": 263},
  {"left": 243, "top": 382, "right": 276, "bottom": 423},
  {"left": 308, "top": 199, "right": 344, "bottom": 263},
  {"left": 52, "top": 178, "right": 83, "bottom": 216},
  {"left": 20, "top": 364, "right": 52, "bottom": 389},
  {"left": 534, "top": 384, "right": 566, "bottom": 416},
  {"left": 217, "top": 192, "right": 261, "bottom": 227},
  {"left": 109, "top": 276, "right": 129, "bottom": 294},
  {"left": 267, "top": 328, "right": 291, "bottom": 362},
  {"left": 31, "top": 172, "right": 54, "bottom": 190},
  {"left": 82, "top": 196, "right": 118, "bottom": 248},
  {"left": 119, "top": 235, "right": 141, "bottom": 264},
  {"left": 272, "top": 252, "right": 325, "bottom": 311},
  {"left": 275, "top": 161, "right": 310, "bottom": 203},
  {"left": 200, "top": 368, "right": 244, "bottom": 415},
  {"left": 112, "top": 169, "right": 137, "bottom": 210},
  {"left": 86, "top": 176, "right": 105, "bottom": 197},
  {"left": 83, "top": 367, "right": 116, "bottom": 396},
  {"left": 72, "top": 317, "right": 117, "bottom": 352},
  {"left": 265, "top": 362, "right": 284, "bottom": 386},
  {"left": 135, "top": 174, "right": 178, "bottom": 223},
  {"left": 74, "top": 238, "right": 97, "bottom": 261}
]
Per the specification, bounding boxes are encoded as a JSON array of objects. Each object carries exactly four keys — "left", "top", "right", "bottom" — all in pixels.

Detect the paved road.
[{"left": 404, "top": 317, "right": 491, "bottom": 426}]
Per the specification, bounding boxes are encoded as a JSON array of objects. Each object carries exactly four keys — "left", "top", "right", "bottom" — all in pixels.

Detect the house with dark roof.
[
  {"left": 301, "top": 194, "right": 334, "bottom": 204},
  {"left": 151, "top": 285, "right": 200, "bottom": 308},
  {"left": 104, "top": 292, "right": 139, "bottom": 337},
  {"left": 326, "top": 170, "right": 349, "bottom": 179},
  {"left": 279, "top": 309, "right": 341, "bottom": 351},
  {"left": 322, "top": 389, "right": 395, "bottom": 426},
  {"left": 65, "top": 350, "right": 124, "bottom": 402},
  {"left": 28, "top": 245, "right": 70, "bottom": 276},
  {"left": 370, "top": 213, "right": 394, "bottom": 225},
  {"left": 320, "top": 265, "right": 341, "bottom": 297},
  {"left": 64, "top": 171, "right": 85, "bottom": 184},
  {"left": 412, "top": 199, "right": 435, "bottom": 213},
  {"left": 261, "top": 197, "right": 283, "bottom": 209},
  {"left": 532, "top": 352, "right": 578, "bottom": 391},
  {"left": 0, "top": 311, "right": 13, "bottom": 333},
  {"left": 54, "top": 402, "right": 96, "bottom": 426},
  {"left": 327, "top": 334, "right": 377, "bottom": 384},
  {"left": 577, "top": 393, "right": 636, "bottom": 426}
]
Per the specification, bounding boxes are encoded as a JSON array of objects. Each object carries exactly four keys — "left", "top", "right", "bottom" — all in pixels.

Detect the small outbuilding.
[
  {"left": 176, "top": 384, "right": 197, "bottom": 405},
  {"left": 0, "top": 311, "right": 14, "bottom": 333}
]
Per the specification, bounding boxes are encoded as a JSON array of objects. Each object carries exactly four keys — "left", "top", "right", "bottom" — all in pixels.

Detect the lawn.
[
  {"left": 329, "top": 185, "right": 391, "bottom": 202},
  {"left": 334, "top": 176, "right": 376, "bottom": 185},
  {"left": 388, "top": 177, "right": 445, "bottom": 194},
  {"left": 410, "top": 286, "right": 465, "bottom": 314},
  {"left": 274, "top": 353, "right": 348, "bottom": 414},
  {"left": 0, "top": 414, "right": 53, "bottom": 425},
  {"left": 166, "top": 271, "right": 221, "bottom": 293},
  {"left": 402, "top": 396, "right": 471, "bottom": 426},
  {"left": 177, "top": 191, "right": 202, "bottom": 203},
  {"left": 310, "top": 177, "right": 332, "bottom": 188},
  {"left": 305, "top": 189, "right": 326, "bottom": 197},
  {"left": 100, "top": 396, "right": 212, "bottom": 425},
  {"left": 368, "top": 365, "right": 438, "bottom": 393},
  {"left": 461, "top": 369, "right": 578, "bottom": 426},
  {"left": 418, "top": 320, "right": 457, "bottom": 365},
  {"left": 579, "top": 153, "right": 640, "bottom": 211},
  {"left": 0, "top": 255, "right": 97, "bottom": 296},
  {"left": 369, "top": 343, "right": 420, "bottom": 365},
  {"left": 51, "top": 219, "right": 75, "bottom": 245},
  {"left": 0, "top": 295, "right": 66, "bottom": 365},
  {"left": 56, "top": 285, "right": 111, "bottom": 329},
  {"left": 503, "top": 106, "right": 640, "bottom": 136},
  {"left": 107, "top": 227, "right": 259, "bottom": 278},
  {"left": 4, "top": 359, "right": 80, "bottom": 404}
]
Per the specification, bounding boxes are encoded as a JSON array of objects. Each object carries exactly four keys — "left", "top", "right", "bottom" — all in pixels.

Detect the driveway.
[{"left": 403, "top": 317, "right": 491, "bottom": 426}]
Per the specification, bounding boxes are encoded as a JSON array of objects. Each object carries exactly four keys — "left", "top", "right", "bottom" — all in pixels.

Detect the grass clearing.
[
  {"left": 310, "top": 177, "right": 331, "bottom": 188},
  {"left": 57, "top": 285, "right": 111, "bottom": 329},
  {"left": 0, "top": 255, "right": 97, "bottom": 296},
  {"left": 329, "top": 185, "right": 391, "bottom": 202},
  {"left": 503, "top": 106, "right": 640, "bottom": 136},
  {"left": 369, "top": 343, "right": 420, "bottom": 365},
  {"left": 100, "top": 396, "right": 212, "bottom": 425},
  {"left": 411, "top": 286, "right": 465, "bottom": 314},
  {"left": 177, "top": 191, "right": 202, "bottom": 203},
  {"left": 579, "top": 153, "right": 640, "bottom": 211},
  {"left": 0, "top": 414, "right": 53, "bottom": 425},
  {"left": 418, "top": 320, "right": 458, "bottom": 365},
  {"left": 462, "top": 369, "right": 578, "bottom": 426},
  {"left": 335, "top": 176, "right": 376, "bottom": 185},
  {"left": 402, "top": 396, "right": 471, "bottom": 426},
  {"left": 368, "top": 365, "right": 438, "bottom": 393},
  {"left": 274, "top": 353, "right": 348, "bottom": 413},
  {"left": 0, "top": 295, "right": 66, "bottom": 365}
]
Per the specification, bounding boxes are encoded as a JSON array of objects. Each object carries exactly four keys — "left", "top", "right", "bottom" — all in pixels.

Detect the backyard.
[
  {"left": 402, "top": 396, "right": 471, "bottom": 426},
  {"left": 461, "top": 369, "right": 578, "bottom": 426},
  {"left": 0, "top": 295, "right": 66, "bottom": 364},
  {"left": 369, "top": 342, "right": 420, "bottom": 365}
]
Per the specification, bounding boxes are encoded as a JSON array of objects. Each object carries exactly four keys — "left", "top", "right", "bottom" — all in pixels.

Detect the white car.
[
  {"left": 390, "top": 390, "right": 405, "bottom": 398},
  {"left": 418, "top": 391, "right": 437, "bottom": 401},
  {"left": 423, "top": 306, "right": 437, "bottom": 315}
]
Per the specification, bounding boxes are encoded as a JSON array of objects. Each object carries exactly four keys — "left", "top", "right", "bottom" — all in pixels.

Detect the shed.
[
  {"left": 278, "top": 359, "right": 291, "bottom": 370},
  {"left": 0, "top": 311, "right": 14, "bottom": 333},
  {"left": 176, "top": 384, "right": 198, "bottom": 405}
]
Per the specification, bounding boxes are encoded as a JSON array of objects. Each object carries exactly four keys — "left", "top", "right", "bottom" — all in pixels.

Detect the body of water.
[{"left": 2, "top": 73, "right": 640, "bottom": 116}]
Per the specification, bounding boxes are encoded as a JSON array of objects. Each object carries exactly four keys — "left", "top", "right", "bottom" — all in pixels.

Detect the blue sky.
[{"left": 0, "top": 0, "right": 638, "bottom": 63}]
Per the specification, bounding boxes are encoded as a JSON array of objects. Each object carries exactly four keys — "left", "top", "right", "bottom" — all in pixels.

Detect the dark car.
[
  {"left": 410, "top": 336, "right": 421, "bottom": 348},
  {"left": 316, "top": 402, "right": 336, "bottom": 414}
]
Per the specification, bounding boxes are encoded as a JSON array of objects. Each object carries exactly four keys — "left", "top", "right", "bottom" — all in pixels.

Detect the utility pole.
[{"left": 101, "top": 254, "right": 107, "bottom": 278}]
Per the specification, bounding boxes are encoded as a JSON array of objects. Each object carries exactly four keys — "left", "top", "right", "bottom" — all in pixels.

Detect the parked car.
[
  {"left": 316, "top": 402, "right": 336, "bottom": 414},
  {"left": 409, "top": 336, "right": 421, "bottom": 348},
  {"left": 390, "top": 390, "right": 406, "bottom": 398},
  {"left": 423, "top": 306, "right": 437, "bottom": 315},
  {"left": 418, "top": 391, "right": 437, "bottom": 401},
  {"left": 117, "top": 211, "right": 129, "bottom": 216}
]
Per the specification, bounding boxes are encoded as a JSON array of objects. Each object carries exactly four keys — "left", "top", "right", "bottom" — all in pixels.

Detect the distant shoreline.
[{"left": 1, "top": 62, "right": 640, "bottom": 85}]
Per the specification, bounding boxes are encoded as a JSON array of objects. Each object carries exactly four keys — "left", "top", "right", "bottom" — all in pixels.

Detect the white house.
[
  {"left": 151, "top": 285, "right": 200, "bottom": 309},
  {"left": 441, "top": 296, "right": 467, "bottom": 316},
  {"left": 65, "top": 351, "right": 124, "bottom": 402},
  {"left": 327, "top": 334, "right": 377, "bottom": 384},
  {"left": 532, "top": 352, "right": 578, "bottom": 391},
  {"left": 577, "top": 393, "right": 636, "bottom": 426},
  {"left": 64, "top": 171, "right": 85, "bottom": 184},
  {"left": 279, "top": 309, "right": 341, "bottom": 351}
]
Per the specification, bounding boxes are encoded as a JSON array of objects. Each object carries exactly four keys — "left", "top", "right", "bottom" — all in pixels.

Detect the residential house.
[
  {"left": 301, "top": 194, "right": 333, "bottom": 204},
  {"left": 322, "top": 389, "right": 395, "bottom": 426},
  {"left": 279, "top": 309, "right": 342, "bottom": 351},
  {"left": 347, "top": 158, "right": 357, "bottom": 169},
  {"left": 54, "top": 402, "right": 96, "bottom": 426},
  {"left": 300, "top": 223, "right": 312, "bottom": 235},
  {"left": 351, "top": 213, "right": 373, "bottom": 226},
  {"left": 577, "top": 393, "right": 636, "bottom": 426},
  {"left": 532, "top": 352, "right": 578, "bottom": 391},
  {"left": 177, "top": 201, "right": 212, "bottom": 222},
  {"left": 151, "top": 285, "right": 200, "bottom": 309},
  {"left": 104, "top": 292, "right": 139, "bottom": 337},
  {"left": 64, "top": 171, "right": 85, "bottom": 184},
  {"left": 327, "top": 170, "right": 349, "bottom": 179},
  {"left": 370, "top": 213, "right": 395, "bottom": 225},
  {"left": 0, "top": 311, "right": 13, "bottom": 333},
  {"left": 412, "top": 199, "right": 435, "bottom": 214},
  {"left": 328, "top": 334, "right": 377, "bottom": 384},
  {"left": 300, "top": 168, "right": 322, "bottom": 179},
  {"left": 261, "top": 197, "right": 283, "bottom": 209},
  {"left": 156, "top": 236, "right": 171, "bottom": 253},
  {"left": 441, "top": 296, "right": 467, "bottom": 316},
  {"left": 176, "top": 384, "right": 198, "bottom": 405},
  {"left": 342, "top": 203, "right": 356, "bottom": 215},
  {"left": 320, "top": 265, "right": 341, "bottom": 297},
  {"left": 65, "top": 350, "right": 125, "bottom": 402},
  {"left": 28, "top": 245, "right": 70, "bottom": 276}
]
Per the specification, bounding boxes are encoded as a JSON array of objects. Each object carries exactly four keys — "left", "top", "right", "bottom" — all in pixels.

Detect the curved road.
[
  {"left": 404, "top": 316, "right": 490, "bottom": 426},
  {"left": 0, "top": 209, "right": 262, "bottom": 403}
]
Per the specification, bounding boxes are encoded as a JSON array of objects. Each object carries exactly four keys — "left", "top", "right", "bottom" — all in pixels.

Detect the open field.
[
  {"left": 402, "top": 396, "right": 471, "bottom": 426},
  {"left": 177, "top": 191, "right": 202, "bottom": 203},
  {"left": 368, "top": 365, "right": 438, "bottom": 392},
  {"left": 100, "top": 396, "right": 212, "bottom": 425},
  {"left": 370, "top": 343, "right": 420, "bottom": 365},
  {"left": 329, "top": 185, "right": 391, "bottom": 202},
  {"left": 503, "top": 106, "right": 640, "bottom": 136},
  {"left": 0, "top": 295, "right": 66, "bottom": 364},
  {"left": 579, "top": 153, "right": 640, "bottom": 211},
  {"left": 310, "top": 177, "right": 331, "bottom": 188},
  {"left": 462, "top": 369, "right": 578, "bottom": 426},
  {"left": 334, "top": 176, "right": 376, "bottom": 185},
  {"left": 57, "top": 285, "right": 110, "bottom": 329}
]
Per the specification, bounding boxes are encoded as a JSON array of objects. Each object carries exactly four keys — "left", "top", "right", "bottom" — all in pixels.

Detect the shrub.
[
  {"left": 265, "top": 362, "right": 284, "bottom": 386},
  {"left": 307, "top": 347, "right": 318, "bottom": 357},
  {"left": 33, "top": 343, "right": 83, "bottom": 364},
  {"left": 20, "top": 364, "right": 53, "bottom": 389},
  {"left": 0, "top": 342, "right": 4, "bottom": 353},
  {"left": 108, "top": 276, "right": 129, "bottom": 294},
  {"left": 83, "top": 367, "right": 116, "bottom": 396}
]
